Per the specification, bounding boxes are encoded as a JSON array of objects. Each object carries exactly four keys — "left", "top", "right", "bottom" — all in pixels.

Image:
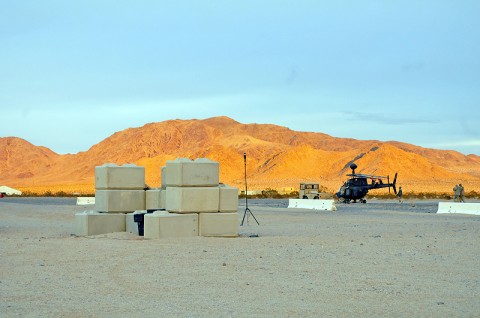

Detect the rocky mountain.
[{"left": 1, "top": 116, "right": 479, "bottom": 194}]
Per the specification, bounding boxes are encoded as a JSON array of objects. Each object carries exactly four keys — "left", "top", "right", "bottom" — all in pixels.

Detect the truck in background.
[{"left": 299, "top": 183, "right": 320, "bottom": 199}]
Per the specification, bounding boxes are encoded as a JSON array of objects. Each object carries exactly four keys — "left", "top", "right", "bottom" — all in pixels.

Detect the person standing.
[
  {"left": 397, "top": 186, "right": 403, "bottom": 203},
  {"left": 459, "top": 184, "right": 465, "bottom": 202},
  {"left": 453, "top": 184, "right": 460, "bottom": 202}
]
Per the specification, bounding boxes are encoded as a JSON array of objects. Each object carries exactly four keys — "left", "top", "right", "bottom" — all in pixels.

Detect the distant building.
[
  {"left": 0, "top": 186, "right": 22, "bottom": 196},
  {"left": 239, "top": 190, "right": 263, "bottom": 196}
]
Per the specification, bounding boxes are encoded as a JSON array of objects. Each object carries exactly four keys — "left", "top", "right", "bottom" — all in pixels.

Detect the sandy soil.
[{"left": 1, "top": 198, "right": 479, "bottom": 317}]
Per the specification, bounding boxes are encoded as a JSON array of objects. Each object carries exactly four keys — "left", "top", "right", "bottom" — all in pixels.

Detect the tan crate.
[
  {"left": 161, "top": 166, "right": 167, "bottom": 189},
  {"left": 166, "top": 186, "right": 219, "bottom": 213},
  {"left": 95, "top": 189, "right": 146, "bottom": 213},
  {"left": 165, "top": 158, "right": 219, "bottom": 187},
  {"left": 199, "top": 212, "right": 239, "bottom": 237},
  {"left": 95, "top": 163, "right": 145, "bottom": 190},
  {"left": 146, "top": 188, "right": 164, "bottom": 210},
  {"left": 75, "top": 211, "right": 126, "bottom": 236},
  {"left": 219, "top": 184, "right": 239, "bottom": 212},
  {"left": 144, "top": 211, "right": 198, "bottom": 239}
]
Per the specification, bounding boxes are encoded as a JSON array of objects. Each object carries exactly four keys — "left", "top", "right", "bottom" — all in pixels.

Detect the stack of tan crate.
[
  {"left": 144, "top": 158, "right": 239, "bottom": 238},
  {"left": 75, "top": 163, "right": 146, "bottom": 236},
  {"left": 75, "top": 159, "right": 239, "bottom": 238}
]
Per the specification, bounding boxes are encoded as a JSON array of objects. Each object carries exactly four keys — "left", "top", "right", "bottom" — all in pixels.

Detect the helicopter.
[{"left": 336, "top": 163, "right": 397, "bottom": 203}]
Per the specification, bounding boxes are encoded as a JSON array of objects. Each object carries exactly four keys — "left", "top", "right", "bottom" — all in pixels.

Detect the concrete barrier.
[
  {"left": 288, "top": 199, "right": 336, "bottom": 211},
  {"left": 165, "top": 158, "right": 219, "bottom": 187},
  {"left": 95, "top": 189, "right": 146, "bottom": 213},
  {"left": 199, "top": 212, "right": 239, "bottom": 237},
  {"left": 95, "top": 163, "right": 145, "bottom": 190},
  {"left": 146, "top": 189, "right": 164, "bottom": 210},
  {"left": 75, "top": 211, "right": 126, "bottom": 236},
  {"left": 219, "top": 184, "right": 239, "bottom": 212},
  {"left": 144, "top": 211, "right": 198, "bottom": 239},
  {"left": 166, "top": 186, "right": 219, "bottom": 213},
  {"left": 76, "top": 197, "right": 95, "bottom": 205},
  {"left": 437, "top": 202, "right": 480, "bottom": 215}
]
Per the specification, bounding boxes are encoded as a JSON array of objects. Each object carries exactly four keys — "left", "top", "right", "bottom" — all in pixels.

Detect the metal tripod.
[{"left": 241, "top": 153, "right": 259, "bottom": 226}]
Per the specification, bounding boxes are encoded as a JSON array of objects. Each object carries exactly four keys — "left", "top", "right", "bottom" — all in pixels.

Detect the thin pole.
[
  {"left": 241, "top": 152, "right": 259, "bottom": 226},
  {"left": 244, "top": 153, "right": 248, "bottom": 210}
]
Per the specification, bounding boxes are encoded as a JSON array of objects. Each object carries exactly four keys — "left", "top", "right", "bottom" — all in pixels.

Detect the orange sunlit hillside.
[{"left": 2, "top": 116, "right": 480, "bottom": 195}]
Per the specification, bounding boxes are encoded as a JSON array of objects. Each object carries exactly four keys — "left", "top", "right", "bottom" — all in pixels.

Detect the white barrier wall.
[
  {"left": 76, "top": 197, "right": 95, "bottom": 205},
  {"left": 288, "top": 199, "right": 337, "bottom": 211},
  {"left": 95, "top": 163, "right": 145, "bottom": 190},
  {"left": 437, "top": 202, "right": 480, "bottom": 215}
]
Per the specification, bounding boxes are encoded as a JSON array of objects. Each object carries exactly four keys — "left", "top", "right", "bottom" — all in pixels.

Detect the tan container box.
[
  {"left": 165, "top": 158, "right": 219, "bottom": 187},
  {"left": 199, "top": 212, "right": 239, "bottom": 237},
  {"left": 95, "top": 163, "right": 145, "bottom": 190},
  {"left": 160, "top": 190, "right": 166, "bottom": 210},
  {"left": 166, "top": 186, "right": 219, "bottom": 213},
  {"left": 219, "top": 184, "right": 239, "bottom": 212},
  {"left": 146, "top": 188, "right": 164, "bottom": 210},
  {"left": 144, "top": 211, "right": 198, "bottom": 239},
  {"left": 95, "top": 189, "right": 146, "bottom": 213},
  {"left": 161, "top": 166, "right": 167, "bottom": 189},
  {"left": 75, "top": 211, "right": 126, "bottom": 236}
]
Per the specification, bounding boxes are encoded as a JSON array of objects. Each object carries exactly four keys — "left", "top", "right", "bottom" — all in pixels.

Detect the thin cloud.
[
  {"left": 343, "top": 111, "right": 436, "bottom": 125},
  {"left": 425, "top": 139, "right": 480, "bottom": 154}
]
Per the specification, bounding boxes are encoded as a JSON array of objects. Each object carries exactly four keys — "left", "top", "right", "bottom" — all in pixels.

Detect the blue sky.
[{"left": 1, "top": 1, "right": 479, "bottom": 155}]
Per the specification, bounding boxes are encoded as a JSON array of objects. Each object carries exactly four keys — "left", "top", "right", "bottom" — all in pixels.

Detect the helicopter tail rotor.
[{"left": 392, "top": 172, "right": 398, "bottom": 195}]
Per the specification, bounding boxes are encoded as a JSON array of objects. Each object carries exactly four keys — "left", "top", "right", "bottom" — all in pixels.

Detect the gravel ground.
[{"left": 1, "top": 198, "right": 479, "bottom": 317}]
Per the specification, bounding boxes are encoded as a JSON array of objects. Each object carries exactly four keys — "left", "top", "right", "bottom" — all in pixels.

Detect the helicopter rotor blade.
[{"left": 392, "top": 172, "right": 398, "bottom": 194}]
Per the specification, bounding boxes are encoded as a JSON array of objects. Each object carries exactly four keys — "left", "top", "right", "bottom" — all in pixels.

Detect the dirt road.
[{"left": 1, "top": 198, "right": 479, "bottom": 317}]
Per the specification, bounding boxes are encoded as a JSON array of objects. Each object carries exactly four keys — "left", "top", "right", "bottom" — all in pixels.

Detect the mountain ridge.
[{"left": 1, "top": 116, "right": 479, "bottom": 194}]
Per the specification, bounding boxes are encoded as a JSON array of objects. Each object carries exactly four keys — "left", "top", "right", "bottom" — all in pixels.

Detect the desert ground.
[{"left": 1, "top": 197, "right": 479, "bottom": 317}]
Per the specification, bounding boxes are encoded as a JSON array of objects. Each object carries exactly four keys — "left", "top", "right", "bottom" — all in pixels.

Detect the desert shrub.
[
  {"left": 437, "top": 192, "right": 451, "bottom": 200},
  {"left": 260, "top": 188, "right": 282, "bottom": 198},
  {"left": 239, "top": 189, "right": 300, "bottom": 199},
  {"left": 19, "top": 191, "right": 38, "bottom": 197},
  {"left": 466, "top": 190, "right": 479, "bottom": 199},
  {"left": 289, "top": 191, "right": 299, "bottom": 198},
  {"left": 365, "top": 191, "right": 457, "bottom": 200}
]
